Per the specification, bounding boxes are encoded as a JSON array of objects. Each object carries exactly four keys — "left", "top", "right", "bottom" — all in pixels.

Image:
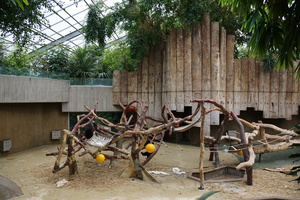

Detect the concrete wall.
[
  {"left": 61, "top": 86, "right": 121, "bottom": 112},
  {"left": 0, "top": 75, "right": 69, "bottom": 103},
  {"left": 0, "top": 103, "right": 68, "bottom": 156},
  {"left": 0, "top": 75, "right": 121, "bottom": 156}
]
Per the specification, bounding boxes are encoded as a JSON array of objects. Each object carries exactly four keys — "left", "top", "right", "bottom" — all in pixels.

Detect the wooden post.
[
  {"left": 184, "top": 27, "right": 192, "bottom": 107},
  {"left": 154, "top": 44, "right": 163, "bottom": 120},
  {"left": 233, "top": 59, "right": 241, "bottom": 115},
  {"left": 241, "top": 58, "right": 249, "bottom": 111},
  {"left": 176, "top": 28, "right": 184, "bottom": 112},
  {"left": 285, "top": 69, "right": 293, "bottom": 120},
  {"left": 169, "top": 29, "right": 177, "bottom": 111},
  {"left": 191, "top": 23, "right": 202, "bottom": 126},
  {"left": 142, "top": 57, "right": 149, "bottom": 105},
  {"left": 210, "top": 21, "right": 220, "bottom": 125},
  {"left": 270, "top": 68, "right": 279, "bottom": 118},
  {"left": 148, "top": 49, "right": 155, "bottom": 120},
  {"left": 112, "top": 70, "right": 121, "bottom": 105},
  {"left": 226, "top": 35, "right": 235, "bottom": 111},
  {"left": 120, "top": 71, "right": 128, "bottom": 105},
  {"left": 199, "top": 102, "right": 206, "bottom": 190},
  {"left": 201, "top": 13, "right": 211, "bottom": 136}
]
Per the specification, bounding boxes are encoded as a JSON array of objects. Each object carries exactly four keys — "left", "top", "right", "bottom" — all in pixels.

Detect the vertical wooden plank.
[
  {"left": 226, "top": 35, "right": 235, "bottom": 111},
  {"left": 154, "top": 44, "right": 163, "bottom": 119},
  {"left": 201, "top": 13, "right": 211, "bottom": 135},
  {"left": 169, "top": 29, "right": 177, "bottom": 111},
  {"left": 176, "top": 29, "right": 184, "bottom": 112},
  {"left": 192, "top": 23, "right": 202, "bottom": 126},
  {"left": 263, "top": 63, "right": 270, "bottom": 119},
  {"left": 269, "top": 69, "right": 279, "bottom": 118},
  {"left": 162, "top": 39, "right": 169, "bottom": 106},
  {"left": 285, "top": 69, "right": 293, "bottom": 120},
  {"left": 127, "top": 71, "right": 137, "bottom": 103},
  {"left": 255, "top": 58, "right": 261, "bottom": 110},
  {"left": 137, "top": 63, "right": 142, "bottom": 101},
  {"left": 148, "top": 49, "right": 155, "bottom": 118},
  {"left": 210, "top": 21, "right": 220, "bottom": 125},
  {"left": 241, "top": 58, "right": 249, "bottom": 111},
  {"left": 278, "top": 69, "right": 287, "bottom": 118},
  {"left": 219, "top": 27, "right": 227, "bottom": 108},
  {"left": 233, "top": 59, "right": 241, "bottom": 115},
  {"left": 184, "top": 27, "right": 192, "bottom": 106},
  {"left": 120, "top": 71, "right": 128, "bottom": 105},
  {"left": 248, "top": 58, "right": 259, "bottom": 109},
  {"left": 258, "top": 61, "right": 265, "bottom": 112},
  {"left": 292, "top": 63, "right": 299, "bottom": 115},
  {"left": 141, "top": 56, "right": 149, "bottom": 106},
  {"left": 112, "top": 70, "right": 121, "bottom": 105}
]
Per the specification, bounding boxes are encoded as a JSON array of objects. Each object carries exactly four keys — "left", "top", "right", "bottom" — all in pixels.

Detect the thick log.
[
  {"left": 191, "top": 23, "right": 202, "bottom": 126},
  {"left": 226, "top": 35, "right": 235, "bottom": 111},
  {"left": 176, "top": 28, "right": 184, "bottom": 112},
  {"left": 112, "top": 70, "right": 121, "bottom": 105},
  {"left": 210, "top": 21, "right": 220, "bottom": 125},
  {"left": 201, "top": 13, "right": 211, "bottom": 135},
  {"left": 233, "top": 59, "right": 241, "bottom": 115},
  {"left": 184, "top": 27, "right": 192, "bottom": 106}
]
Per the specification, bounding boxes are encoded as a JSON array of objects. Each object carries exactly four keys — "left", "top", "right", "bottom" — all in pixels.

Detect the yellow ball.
[
  {"left": 236, "top": 150, "right": 243, "bottom": 155},
  {"left": 145, "top": 143, "right": 155, "bottom": 153},
  {"left": 96, "top": 154, "right": 105, "bottom": 163}
]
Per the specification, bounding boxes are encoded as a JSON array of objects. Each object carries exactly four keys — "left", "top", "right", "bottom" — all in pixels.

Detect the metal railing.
[{"left": 0, "top": 66, "right": 112, "bottom": 86}]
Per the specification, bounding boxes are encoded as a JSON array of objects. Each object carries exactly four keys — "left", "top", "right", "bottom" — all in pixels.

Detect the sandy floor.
[{"left": 0, "top": 142, "right": 299, "bottom": 200}]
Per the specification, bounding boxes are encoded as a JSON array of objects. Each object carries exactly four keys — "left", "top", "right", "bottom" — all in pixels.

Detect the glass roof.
[{"left": 2, "top": 0, "right": 123, "bottom": 53}]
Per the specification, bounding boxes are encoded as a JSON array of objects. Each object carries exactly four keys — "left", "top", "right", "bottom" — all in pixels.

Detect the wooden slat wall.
[{"left": 112, "top": 13, "right": 300, "bottom": 135}]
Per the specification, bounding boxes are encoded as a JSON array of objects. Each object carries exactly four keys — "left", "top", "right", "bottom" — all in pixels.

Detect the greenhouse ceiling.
[{"left": 1, "top": 0, "right": 123, "bottom": 53}]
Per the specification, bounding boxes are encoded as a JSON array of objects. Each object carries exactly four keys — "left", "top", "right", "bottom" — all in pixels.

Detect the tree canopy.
[
  {"left": 0, "top": 0, "right": 54, "bottom": 45},
  {"left": 84, "top": 0, "right": 242, "bottom": 64},
  {"left": 220, "top": 0, "right": 300, "bottom": 75}
]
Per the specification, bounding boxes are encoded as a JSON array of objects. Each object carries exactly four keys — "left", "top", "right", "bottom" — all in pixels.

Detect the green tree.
[
  {"left": 220, "top": 0, "right": 300, "bottom": 75},
  {"left": 30, "top": 46, "right": 71, "bottom": 78},
  {"left": 0, "top": 0, "right": 54, "bottom": 45},
  {"left": 69, "top": 45, "right": 111, "bottom": 78},
  {"left": 84, "top": 0, "right": 242, "bottom": 64},
  {"left": 101, "top": 42, "right": 139, "bottom": 72}
]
